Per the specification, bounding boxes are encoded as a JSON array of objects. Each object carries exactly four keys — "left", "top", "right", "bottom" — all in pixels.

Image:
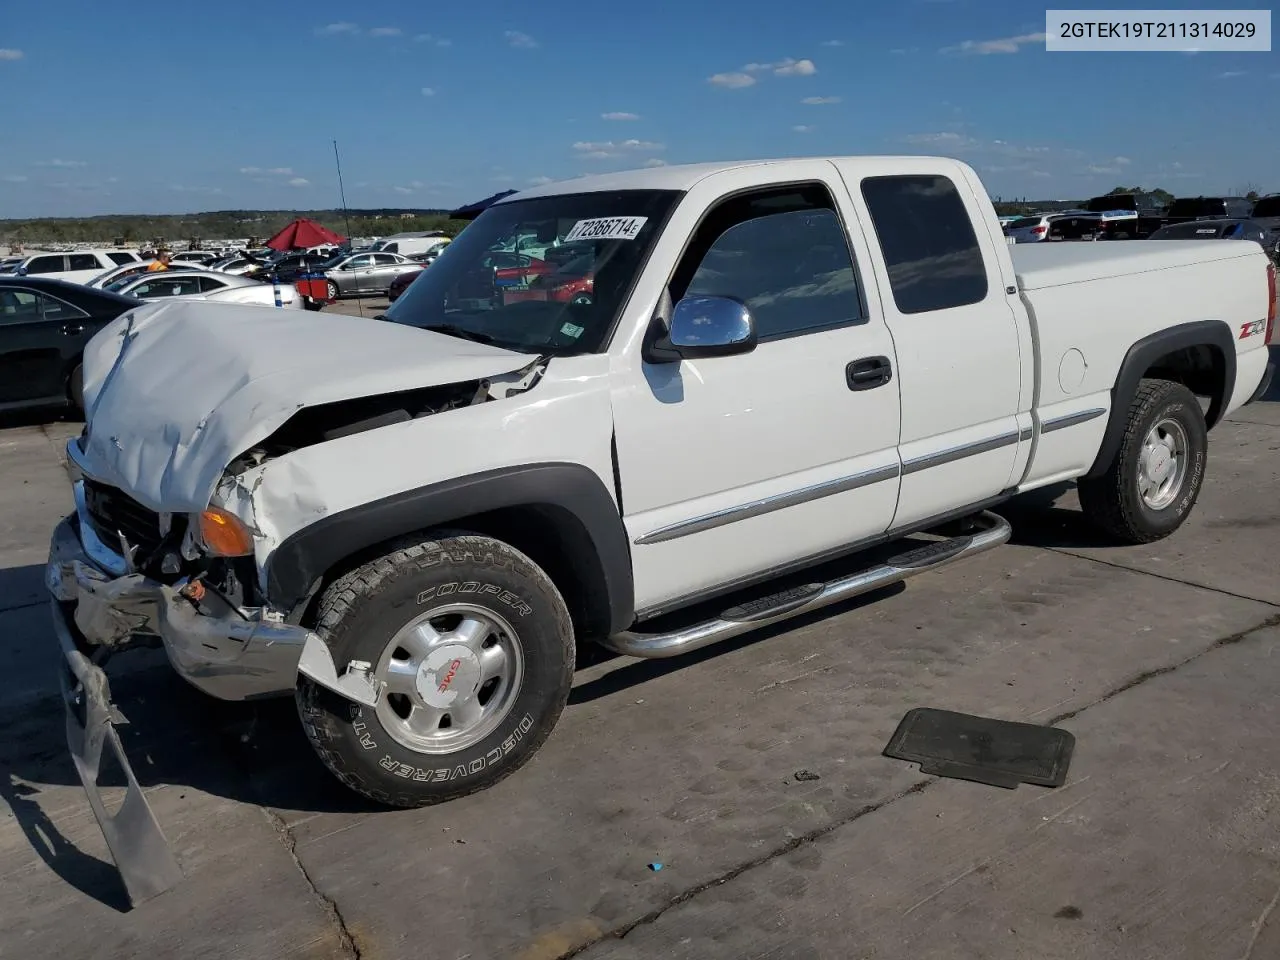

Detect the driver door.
[{"left": 609, "top": 164, "right": 903, "bottom": 615}]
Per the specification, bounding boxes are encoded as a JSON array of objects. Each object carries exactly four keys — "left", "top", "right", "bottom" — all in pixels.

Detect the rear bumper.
[{"left": 1247, "top": 361, "right": 1274, "bottom": 405}]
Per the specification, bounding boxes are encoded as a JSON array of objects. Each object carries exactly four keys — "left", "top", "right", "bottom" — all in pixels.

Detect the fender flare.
[
  {"left": 265, "top": 462, "right": 635, "bottom": 634},
  {"left": 1085, "top": 319, "right": 1236, "bottom": 479}
]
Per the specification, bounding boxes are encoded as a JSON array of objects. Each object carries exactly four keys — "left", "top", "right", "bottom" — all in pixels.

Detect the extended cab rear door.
[
  {"left": 610, "top": 161, "right": 903, "bottom": 615},
  {"left": 832, "top": 160, "right": 1028, "bottom": 529}
]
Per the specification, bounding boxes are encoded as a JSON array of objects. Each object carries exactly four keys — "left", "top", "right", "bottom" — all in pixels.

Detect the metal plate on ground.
[{"left": 883, "top": 708, "right": 1075, "bottom": 789}]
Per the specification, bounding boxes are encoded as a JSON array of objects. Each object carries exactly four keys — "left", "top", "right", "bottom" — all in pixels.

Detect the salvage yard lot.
[{"left": 0, "top": 348, "right": 1277, "bottom": 960}]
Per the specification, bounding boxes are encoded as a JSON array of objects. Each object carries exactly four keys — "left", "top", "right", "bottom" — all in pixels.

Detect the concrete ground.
[{"left": 0, "top": 340, "right": 1277, "bottom": 960}]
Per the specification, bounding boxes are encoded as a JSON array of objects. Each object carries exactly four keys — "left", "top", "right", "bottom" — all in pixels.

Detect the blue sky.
[{"left": 1, "top": 0, "right": 1276, "bottom": 218}]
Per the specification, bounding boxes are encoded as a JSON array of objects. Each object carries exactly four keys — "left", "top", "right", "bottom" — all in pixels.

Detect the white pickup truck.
[{"left": 46, "top": 156, "right": 1275, "bottom": 902}]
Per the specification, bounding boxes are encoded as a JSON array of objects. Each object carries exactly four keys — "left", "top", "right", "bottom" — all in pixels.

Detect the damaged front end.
[{"left": 46, "top": 350, "right": 551, "bottom": 905}]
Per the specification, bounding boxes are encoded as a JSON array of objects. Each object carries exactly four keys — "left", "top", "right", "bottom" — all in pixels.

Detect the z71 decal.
[{"left": 1239, "top": 319, "right": 1266, "bottom": 340}]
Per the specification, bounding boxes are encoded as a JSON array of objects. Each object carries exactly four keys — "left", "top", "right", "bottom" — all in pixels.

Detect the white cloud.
[
  {"left": 744, "top": 57, "right": 816, "bottom": 76},
  {"left": 316, "top": 22, "right": 359, "bottom": 36},
  {"left": 35, "top": 158, "right": 87, "bottom": 168},
  {"left": 708, "top": 71, "right": 756, "bottom": 89},
  {"left": 492, "top": 175, "right": 514, "bottom": 183},
  {"left": 793, "top": 125, "right": 815, "bottom": 133},
  {"left": 821, "top": 40, "right": 844, "bottom": 47},
  {"left": 369, "top": 26, "right": 401, "bottom": 37},
  {"left": 504, "top": 30, "right": 538, "bottom": 48},
  {"left": 410, "top": 180, "right": 423, "bottom": 189},
  {"left": 414, "top": 33, "right": 451, "bottom": 46},
  {"left": 572, "top": 139, "right": 665, "bottom": 159},
  {"left": 393, "top": 185, "right": 414, "bottom": 194},
  {"left": 1217, "top": 71, "right": 1245, "bottom": 79},
  {"left": 288, "top": 177, "right": 310, "bottom": 187},
  {"left": 421, "top": 87, "right": 436, "bottom": 97},
  {"left": 941, "top": 32, "right": 1045, "bottom": 55},
  {"left": 890, "top": 47, "right": 920, "bottom": 54},
  {"left": 1030, "top": 171, "right": 1052, "bottom": 179},
  {"left": 241, "top": 166, "right": 295, "bottom": 176},
  {"left": 2, "top": 174, "right": 28, "bottom": 183},
  {"left": 0, "top": 49, "right": 23, "bottom": 61},
  {"left": 602, "top": 111, "right": 640, "bottom": 121},
  {"left": 904, "top": 131, "right": 978, "bottom": 148},
  {"left": 801, "top": 95, "right": 841, "bottom": 104},
  {"left": 1113, "top": 156, "right": 1131, "bottom": 166},
  {"left": 773, "top": 58, "right": 817, "bottom": 76},
  {"left": 168, "top": 184, "right": 225, "bottom": 194},
  {"left": 528, "top": 175, "right": 555, "bottom": 185},
  {"left": 1085, "top": 164, "right": 1120, "bottom": 175},
  {"left": 643, "top": 158, "right": 667, "bottom": 167}
]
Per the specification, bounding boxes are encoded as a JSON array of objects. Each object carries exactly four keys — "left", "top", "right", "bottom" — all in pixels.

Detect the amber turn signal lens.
[{"left": 198, "top": 507, "right": 254, "bottom": 556}]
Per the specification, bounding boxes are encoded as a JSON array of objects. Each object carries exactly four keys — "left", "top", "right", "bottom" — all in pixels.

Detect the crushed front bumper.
[{"left": 45, "top": 495, "right": 381, "bottom": 906}]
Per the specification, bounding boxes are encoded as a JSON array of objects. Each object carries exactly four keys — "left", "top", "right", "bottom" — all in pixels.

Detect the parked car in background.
[
  {"left": 387, "top": 267, "right": 425, "bottom": 303},
  {"left": 244, "top": 250, "right": 334, "bottom": 284},
  {"left": 0, "top": 256, "right": 24, "bottom": 274},
  {"left": 322, "top": 251, "right": 422, "bottom": 298},
  {"left": 1081, "top": 192, "right": 1167, "bottom": 239},
  {"left": 502, "top": 253, "right": 594, "bottom": 305},
  {"left": 13, "top": 249, "right": 143, "bottom": 283},
  {"left": 106, "top": 269, "right": 302, "bottom": 308},
  {"left": 369, "top": 232, "right": 451, "bottom": 257},
  {"left": 1149, "top": 218, "right": 1277, "bottom": 264},
  {"left": 171, "top": 251, "right": 221, "bottom": 266},
  {"left": 408, "top": 247, "right": 446, "bottom": 267},
  {"left": 1003, "top": 214, "right": 1057, "bottom": 243},
  {"left": 84, "top": 259, "right": 166, "bottom": 289},
  {"left": 1162, "top": 196, "right": 1254, "bottom": 226},
  {"left": 1249, "top": 195, "right": 1280, "bottom": 254},
  {"left": 0, "top": 277, "right": 141, "bottom": 413},
  {"left": 208, "top": 254, "right": 268, "bottom": 276}
]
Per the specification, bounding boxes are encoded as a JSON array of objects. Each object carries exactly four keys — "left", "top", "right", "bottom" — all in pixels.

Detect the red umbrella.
[{"left": 265, "top": 217, "right": 346, "bottom": 251}]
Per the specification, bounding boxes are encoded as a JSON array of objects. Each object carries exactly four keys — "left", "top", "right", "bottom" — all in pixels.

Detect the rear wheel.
[
  {"left": 1077, "top": 379, "right": 1207, "bottom": 544},
  {"left": 296, "top": 531, "right": 575, "bottom": 807}
]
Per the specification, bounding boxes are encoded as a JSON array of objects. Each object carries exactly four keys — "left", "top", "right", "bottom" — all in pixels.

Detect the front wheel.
[
  {"left": 296, "top": 531, "right": 575, "bottom": 807},
  {"left": 1077, "top": 378, "right": 1208, "bottom": 544},
  {"left": 326, "top": 280, "right": 340, "bottom": 300}
]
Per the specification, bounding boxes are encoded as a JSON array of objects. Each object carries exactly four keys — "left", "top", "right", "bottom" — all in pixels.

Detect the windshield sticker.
[
  {"left": 560, "top": 321, "right": 585, "bottom": 338},
  {"left": 563, "top": 216, "right": 649, "bottom": 243}
]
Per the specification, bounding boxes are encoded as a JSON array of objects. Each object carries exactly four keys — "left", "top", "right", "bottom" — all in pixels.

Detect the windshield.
[
  {"left": 383, "top": 189, "right": 682, "bottom": 355},
  {"left": 1167, "top": 198, "right": 1226, "bottom": 218},
  {"left": 1007, "top": 216, "right": 1045, "bottom": 230}
]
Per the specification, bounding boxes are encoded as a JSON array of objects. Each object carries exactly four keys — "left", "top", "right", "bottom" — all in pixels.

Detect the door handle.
[
  {"left": 60, "top": 323, "right": 84, "bottom": 336},
  {"left": 846, "top": 356, "right": 892, "bottom": 391}
]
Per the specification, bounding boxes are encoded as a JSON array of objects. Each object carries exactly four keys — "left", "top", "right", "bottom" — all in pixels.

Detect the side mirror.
[
  {"left": 16, "top": 266, "right": 27, "bottom": 276},
  {"left": 646, "top": 295, "right": 757, "bottom": 363}
]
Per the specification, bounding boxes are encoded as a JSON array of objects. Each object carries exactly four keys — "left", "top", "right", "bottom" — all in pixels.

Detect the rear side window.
[
  {"left": 26, "top": 255, "right": 64, "bottom": 274},
  {"left": 860, "top": 174, "right": 988, "bottom": 314},
  {"left": 107, "top": 252, "right": 135, "bottom": 265},
  {"left": 1252, "top": 197, "right": 1280, "bottom": 218},
  {"left": 68, "top": 253, "right": 101, "bottom": 271}
]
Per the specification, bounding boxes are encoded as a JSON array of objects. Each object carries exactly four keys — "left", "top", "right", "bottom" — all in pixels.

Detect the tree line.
[{"left": 0, "top": 208, "right": 472, "bottom": 247}]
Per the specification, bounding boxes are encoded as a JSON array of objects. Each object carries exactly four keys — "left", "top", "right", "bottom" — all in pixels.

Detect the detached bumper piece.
[
  {"left": 45, "top": 508, "right": 382, "bottom": 905},
  {"left": 48, "top": 597, "right": 184, "bottom": 907}
]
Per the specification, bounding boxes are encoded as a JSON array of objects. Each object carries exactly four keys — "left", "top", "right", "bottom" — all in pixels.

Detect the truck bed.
[{"left": 1011, "top": 239, "right": 1261, "bottom": 291}]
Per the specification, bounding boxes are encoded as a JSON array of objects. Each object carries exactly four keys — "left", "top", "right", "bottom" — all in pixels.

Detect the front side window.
[
  {"left": 670, "top": 184, "right": 863, "bottom": 340},
  {"left": 26, "top": 255, "right": 64, "bottom": 274},
  {"left": 385, "top": 189, "right": 681, "bottom": 355},
  {"left": 860, "top": 174, "right": 989, "bottom": 315}
]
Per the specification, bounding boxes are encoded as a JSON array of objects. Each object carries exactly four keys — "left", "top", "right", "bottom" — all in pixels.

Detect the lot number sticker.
[{"left": 564, "top": 216, "right": 648, "bottom": 242}]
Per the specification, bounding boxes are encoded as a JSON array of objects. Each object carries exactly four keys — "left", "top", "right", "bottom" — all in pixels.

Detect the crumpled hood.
[{"left": 77, "top": 299, "right": 536, "bottom": 511}]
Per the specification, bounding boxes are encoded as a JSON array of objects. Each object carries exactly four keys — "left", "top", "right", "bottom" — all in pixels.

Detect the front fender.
[{"left": 264, "top": 462, "right": 635, "bottom": 635}]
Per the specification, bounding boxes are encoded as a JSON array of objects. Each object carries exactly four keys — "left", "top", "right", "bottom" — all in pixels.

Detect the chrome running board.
[{"left": 602, "top": 511, "right": 1012, "bottom": 659}]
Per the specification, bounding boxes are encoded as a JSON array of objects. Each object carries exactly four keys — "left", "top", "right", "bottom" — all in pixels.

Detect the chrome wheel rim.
[
  {"left": 327, "top": 281, "right": 338, "bottom": 299},
  {"left": 374, "top": 603, "right": 525, "bottom": 754},
  {"left": 1137, "top": 417, "right": 1188, "bottom": 510}
]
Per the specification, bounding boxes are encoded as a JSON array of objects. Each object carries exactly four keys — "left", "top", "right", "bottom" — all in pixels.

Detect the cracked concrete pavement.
[{"left": 0, "top": 350, "right": 1277, "bottom": 960}]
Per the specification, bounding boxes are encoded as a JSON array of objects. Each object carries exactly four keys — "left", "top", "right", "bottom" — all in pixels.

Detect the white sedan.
[{"left": 105, "top": 268, "right": 302, "bottom": 309}]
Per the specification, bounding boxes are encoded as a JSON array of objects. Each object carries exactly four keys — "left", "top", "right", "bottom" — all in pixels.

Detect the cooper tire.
[
  {"left": 296, "top": 531, "right": 575, "bottom": 807},
  {"left": 1077, "top": 378, "right": 1208, "bottom": 544}
]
